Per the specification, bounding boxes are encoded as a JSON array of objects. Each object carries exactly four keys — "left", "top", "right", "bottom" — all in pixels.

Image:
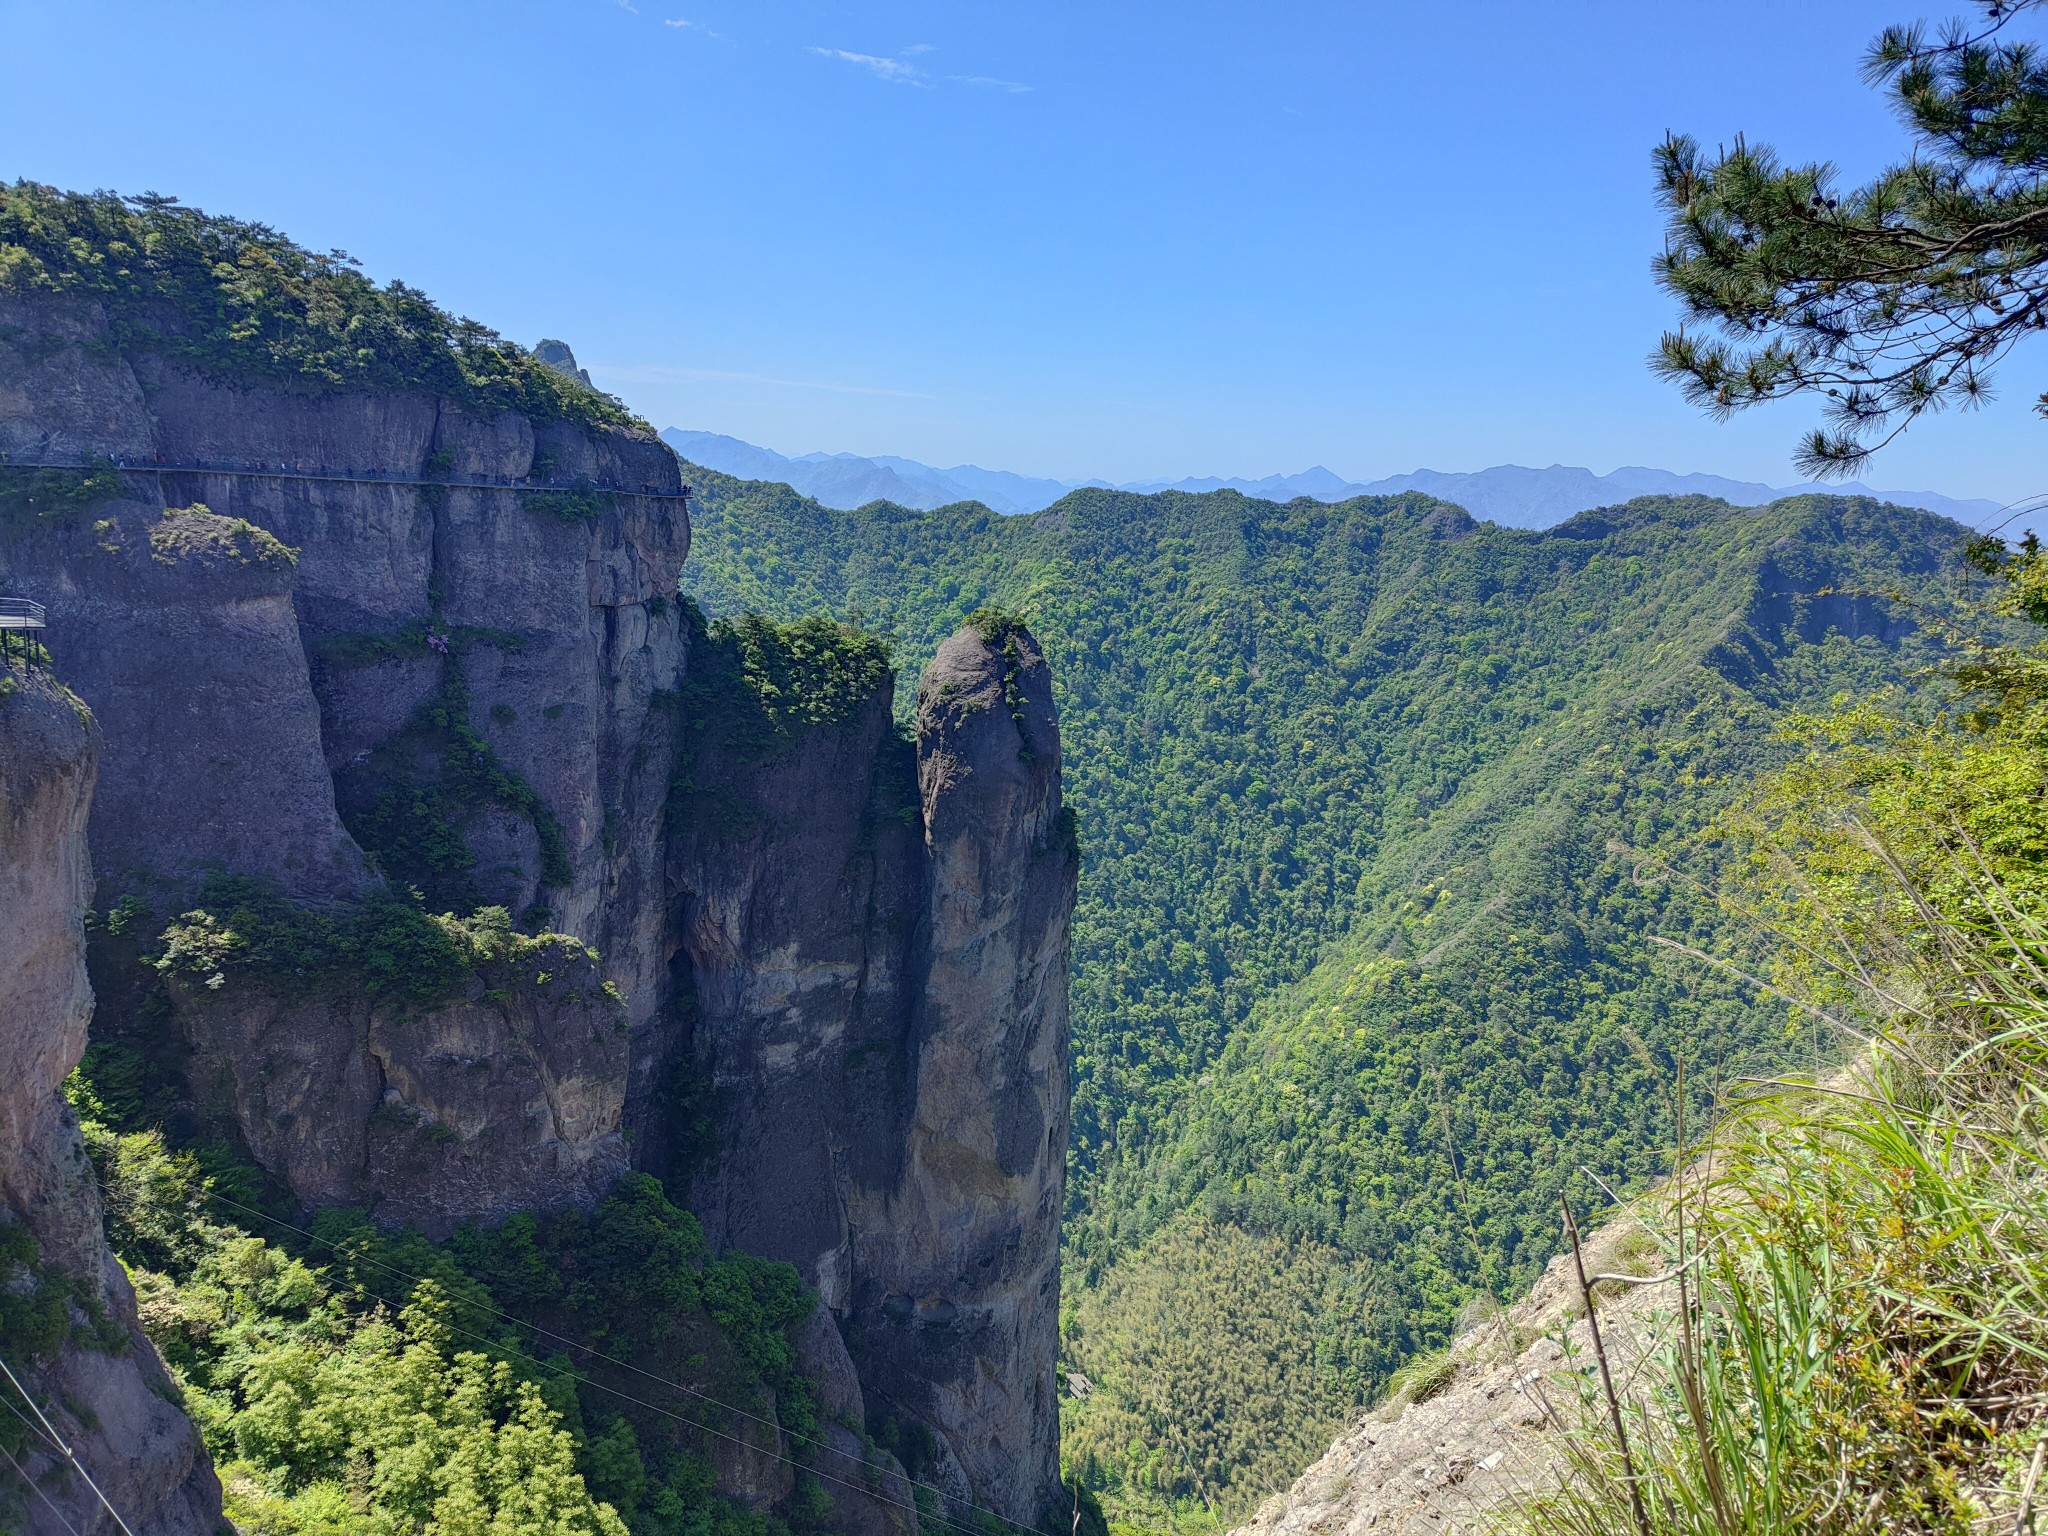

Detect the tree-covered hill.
[
  {"left": 675, "top": 468, "right": 1970, "bottom": 1521},
  {"left": 0, "top": 181, "right": 641, "bottom": 431}
]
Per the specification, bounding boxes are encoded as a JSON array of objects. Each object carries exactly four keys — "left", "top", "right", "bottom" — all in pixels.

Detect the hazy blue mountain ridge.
[
  {"left": 660, "top": 426, "right": 2008, "bottom": 529},
  {"left": 659, "top": 428, "right": 1105, "bottom": 514}
]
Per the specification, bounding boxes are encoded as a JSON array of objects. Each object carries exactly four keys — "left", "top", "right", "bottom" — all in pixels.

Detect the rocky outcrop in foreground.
[
  {"left": 1233, "top": 1217, "right": 1668, "bottom": 1536},
  {"left": 0, "top": 670, "right": 221, "bottom": 1535}
]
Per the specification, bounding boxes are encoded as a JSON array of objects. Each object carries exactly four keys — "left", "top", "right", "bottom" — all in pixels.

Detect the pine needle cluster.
[{"left": 1654, "top": 1, "right": 2048, "bottom": 475}]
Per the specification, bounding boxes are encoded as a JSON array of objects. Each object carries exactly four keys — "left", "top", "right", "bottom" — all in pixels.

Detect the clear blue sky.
[{"left": 5, "top": 0, "right": 2043, "bottom": 503}]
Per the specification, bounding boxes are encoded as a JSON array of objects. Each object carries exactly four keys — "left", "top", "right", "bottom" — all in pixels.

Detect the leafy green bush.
[
  {"left": 0, "top": 456, "right": 125, "bottom": 526},
  {"left": 965, "top": 605, "right": 1028, "bottom": 647},
  {"left": 0, "top": 1224, "right": 81, "bottom": 1365},
  {"left": 714, "top": 610, "right": 894, "bottom": 731},
  {"left": 0, "top": 181, "right": 642, "bottom": 431},
  {"left": 72, "top": 1090, "right": 826, "bottom": 1536},
  {"left": 309, "top": 620, "right": 435, "bottom": 669},
  {"left": 527, "top": 484, "right": 618, "bottom": 524},
  {"left": 150, "top": 875, "right": 587, "bottom": 1010},
  {"left": 666, "top": 605, "right": 898, "bottom": 840}
]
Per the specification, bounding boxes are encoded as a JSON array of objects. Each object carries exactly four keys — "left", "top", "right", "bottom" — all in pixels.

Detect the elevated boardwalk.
[{"left": 0, "top": 455, "right": 691, "bottom": 502}]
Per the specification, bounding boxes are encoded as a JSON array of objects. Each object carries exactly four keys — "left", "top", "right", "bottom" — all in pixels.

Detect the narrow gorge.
[{"left": 0, "top": 194, "right": 1074, "bottom": 1535}]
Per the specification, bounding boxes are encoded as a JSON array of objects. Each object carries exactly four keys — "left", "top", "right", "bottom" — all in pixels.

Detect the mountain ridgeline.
[
  {"left": 660, "top": 427, "right": 2004, "bottom": 528},
  {"left": 673, "top": 462, "right": 1968, "bottom": 1517}
]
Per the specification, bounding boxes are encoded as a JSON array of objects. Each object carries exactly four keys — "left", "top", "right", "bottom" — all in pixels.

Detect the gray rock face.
[
  {"left": 660, "top": 683, "right": 924, "bottom": 1279},
  {"left": 856, "top": 625, "right": 1073, "bottom": 1521},
  {"left": 0, "top": 294, "right": 1074, "bottom": 1523},
  {"left": 167, "top": 933, "right": 631, "bottom": 1232},
  {"left": 1230, "top": 1216, "right": 1671, "bottom": 1536},
  {"left": 535, "top": 339, "right": 595, "bottom": 387},
  {"left": 667, "top": 623, "right": 1074, "bottom": 1524},
  {"left": 1, "top": 298, "right": 683, "bottom": 1233},
  {"left": 0, "top": 671, "right": 221, "bottom": 1535},
  {"left": 16, "top": 499, "right": 374, "bottom": 906}
]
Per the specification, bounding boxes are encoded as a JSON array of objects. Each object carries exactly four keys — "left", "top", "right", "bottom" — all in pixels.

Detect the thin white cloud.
[
  {"left": 809, "top": 46, "right": 926, "bottom": 84},
  {"left": 949, "top": 74, "right": 1032, "bottom": 93},
  {"left": 591, "top": 363, "right": 934, "bottom": 400},
  {"left": 665, "top": 16, "right": 725, "bottom": 36}
]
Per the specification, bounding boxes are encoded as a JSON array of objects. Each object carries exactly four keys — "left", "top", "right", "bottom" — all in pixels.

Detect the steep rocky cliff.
[
  {"left": 2, "top": 290, "right": 679, "bottom": 1232},
  {"left": 667, "top": 620, "right": 1074, "bottom": 1519},
  {"left": 0, "top": 668, "right": 221, "bottom": 1534},
  {"left": 0, "top": 273, "right": 1072, "bottom": 1525}
]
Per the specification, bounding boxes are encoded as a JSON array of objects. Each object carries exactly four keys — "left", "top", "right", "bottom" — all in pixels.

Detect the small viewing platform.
[
  {"left": 0, "top": 453, "right": 691, "bottom": 503},
  {"left": 1, "top": 596, "right": 46, "bottom": 672}
]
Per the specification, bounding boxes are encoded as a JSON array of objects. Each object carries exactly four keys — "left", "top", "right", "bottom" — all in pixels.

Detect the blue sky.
[{"left": 5, "top": 0, "right": 2045, "bottom": 504}]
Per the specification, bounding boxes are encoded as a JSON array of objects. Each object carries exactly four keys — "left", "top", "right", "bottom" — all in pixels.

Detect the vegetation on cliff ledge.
[
  {"left": 697, "top": 606, "right": 896, "bottom": 733},
  {"left": 311, "top": 625, "right": 575, "bottom": 914},
  {"left": 0, "top": 456, "right": 126, "bottom": 526},
  {"left": 0, "top": 181, "right": 643, "bottom": 432},
  {"left": 68, "top": 1046, "right": 836, "bottom": 1536},
  {"left": 151, "top": 877, "right": 580, "bottom": 1009}
]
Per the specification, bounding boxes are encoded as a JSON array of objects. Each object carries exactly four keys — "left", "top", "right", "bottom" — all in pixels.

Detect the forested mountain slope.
[{"left": 676, "top": 468, "right": 1968, "bottom": 1517}]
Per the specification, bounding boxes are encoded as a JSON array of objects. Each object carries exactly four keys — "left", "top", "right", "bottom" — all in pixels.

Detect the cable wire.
[
  {"left": 201, "top": 1190, "right": 1062, "bottom": 1536},
  {"left": 0, "top": 1356, "right": 132, "bottom": 1536},
  {"left": 0, "top": 1435, "right": 84, "bottom": 1536}
]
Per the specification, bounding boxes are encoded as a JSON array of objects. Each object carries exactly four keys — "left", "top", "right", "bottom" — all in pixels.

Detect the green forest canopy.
[
  {"left": 676, "top": 467, "right": 1973, "bottom": 1519},
  {"left": 0, "top": 181, "right": 643, "bottom": 432}
]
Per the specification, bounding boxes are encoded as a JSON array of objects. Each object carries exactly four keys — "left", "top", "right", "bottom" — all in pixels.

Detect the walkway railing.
[
  {"left": 0, "top": 454, "right": 691, "bottom": 502},
  {"left": 1, "top": 597, "right": 45, "bottom": 674}
]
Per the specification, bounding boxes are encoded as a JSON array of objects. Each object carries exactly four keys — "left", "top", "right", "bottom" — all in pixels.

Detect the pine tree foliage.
[{"left": 1655, "top": 1, "right": 2048, "bottom": 474}]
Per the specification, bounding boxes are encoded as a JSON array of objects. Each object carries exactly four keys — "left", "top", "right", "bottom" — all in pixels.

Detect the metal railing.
[
  {"left": 0, "top": 454, "right": 691, "bottom": 502},
  {"left": 1, "top": 597, "right": 45, "bottom": 674}
]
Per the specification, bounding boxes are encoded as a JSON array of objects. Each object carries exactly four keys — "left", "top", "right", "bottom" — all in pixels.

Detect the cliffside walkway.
[{"left": 0, "top": 454, "right": 691, "bottom": 502}]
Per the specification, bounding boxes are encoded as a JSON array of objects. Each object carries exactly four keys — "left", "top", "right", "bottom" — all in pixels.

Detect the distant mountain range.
[
  {"left": 660, "top": 428, "right": 2009, "bottom": 530},
  {"left": 661, "top": 431, "right": 1097, "bottom": 516}
]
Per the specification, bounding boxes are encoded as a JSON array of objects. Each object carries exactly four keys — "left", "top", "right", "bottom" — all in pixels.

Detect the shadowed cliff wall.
[
  {"left": 0, "top": 669, "right": 222, "bottom": 1535},
  {"left": 0, "top": 290, "right": 1072, "bottom": 1524}
]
